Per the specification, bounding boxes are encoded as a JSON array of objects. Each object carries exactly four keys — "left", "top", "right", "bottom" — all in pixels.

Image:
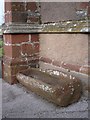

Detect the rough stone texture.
[
  {"left": 3, "top": 1, "right": 40, "bottom": 84},
  {"left": 40, "top": 2, "right": 88, "bottom": 23},
  {"left": 4, "top": 2, "right": 40, "bottom": 24},
  {"left": 5, "top": 12, "right": 27, "bottom": 23},
  {"left": 39, "top": 57, "right": 81, "bottom": 73},
  {"left": 31, "top": 34, "right": 39, "bottom": 42},
  {"left": 2, "top": 60, "right": 28, "bottom": 84},
  {"left": 39, "top": 62, "right": 89, "bottom": 96},
  {"left": 5, "top": 2, "right": 12, "bottom": 12},
  {"left": 3, "top": 1, "right": 89, "bottom": 86},
  {"left": 41, "top": 19, "right": 90, "bottom": 32},
  {"left": 3, "top": 33, "right": 40, "bottom": 84},
  {"left": 3, "top": 34, "right": 29, "bottom": 44},
  {"left": 4, "top": 45, "right": 20, "bottom": 58},
  {"left": 26, "top": 2, "right": 37, "bottom": 11},
  {"left": 39, "top": 56, "right": 90, "bottom": 77},
  {"left": 5, "top": 2, "right": 25, "bottom": 12},
  {"left": 11, "top": 2, "right": 25, "bottom": 12},
  {"left": 79, "top": 65, "right": 90, "bottom": 76},
  {"left": 2, "top": 58, "right": 39, "bottom": 84},
  {"left": 4, "top": 2, "right": 27, "bottom": 23},
  {"left": 3, "top": 19, "right": 90, "bottom": 33},
  {"left": 40, "top": 57, "right": 52, "bottom": 64},
  {"left": 2, "top": 79, "right": 88, "bottom": 118},
  {"left": 12, "top": 12, "right": 27, "bottom": 23},
  {"left": 40, "top": 34, "right": 88, "bottom": 66},
  {"left": 16, "top": 68, "right": 82, "bottom": 107}
]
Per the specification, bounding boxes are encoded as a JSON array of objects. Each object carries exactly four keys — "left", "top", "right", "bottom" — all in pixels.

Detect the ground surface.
[
  {"left": 2, "top": 79, "right": 89, "bottom": 118},
  {"left": 0, "top": 60, "right": 89, "bottom": 118}
]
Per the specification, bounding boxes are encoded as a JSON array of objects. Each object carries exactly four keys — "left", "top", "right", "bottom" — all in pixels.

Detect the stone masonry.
[
  {"left": 2, "top": 2, "right": 90, "bottom": 85},
  {"left": 3, "top": 2, "right": 40, "bottom": 84}
]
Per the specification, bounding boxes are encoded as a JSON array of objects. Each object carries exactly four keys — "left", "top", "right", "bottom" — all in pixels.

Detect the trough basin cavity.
[{"left": 16, "top": 68, "right": 82, "bottom": 107}]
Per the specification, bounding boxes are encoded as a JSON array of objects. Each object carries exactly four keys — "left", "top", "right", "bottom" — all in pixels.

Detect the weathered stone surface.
[
  {"left": 16, "top": 68, "right": 82, "bottom": 106},
  {"left": 39, "top": 57, "right": 81, "bottom": 73},
  {"left": 2, "top": 31, "right": 40, "bottom": 84},
  {"left": 2, "top": 19, "right": 90, "bottom": 33},
  {"left": 2, "top": 61, "right": 28, "bottom": 84},
  {"left": 40, "top": 34, "right": 88, "bottom": 66},
  {"left": 40, "top": 2, "right": 89, "bottom": 23},
  {"left": 79, "top": 65, "right": 90, "bottom": 76},
  {"left": 3, "top": 1, "right": 89, "bottom": 87}
]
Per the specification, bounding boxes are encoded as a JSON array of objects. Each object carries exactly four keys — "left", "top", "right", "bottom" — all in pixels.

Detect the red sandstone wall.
[
  {"left": 40, "top": 2, "right": 89, "bottom": 23},
  {"left": 3, "top": 33, "right": 39, "bottom": 84},
  {"left": 3, "top": 2, "right": 40, "bottom": 84},
  {"left": 39, "top": 2, "right": 89, "bottom": 75},
  {"left": 2, "top": 2, "right": 90, "bottom": 84},
  {"left": 40, "top": 34, "right": 88, "bottom": 65},
  {"left": 39, "top": 34, "right": 88, "bottom": 73},
  {"left": 5, "top": 2, "right": 40, "bottom": 23}
]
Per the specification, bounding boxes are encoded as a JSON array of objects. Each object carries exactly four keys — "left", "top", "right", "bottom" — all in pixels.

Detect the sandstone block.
[{"left": 17, "top": 68, "right": 82, "bottom": 106}]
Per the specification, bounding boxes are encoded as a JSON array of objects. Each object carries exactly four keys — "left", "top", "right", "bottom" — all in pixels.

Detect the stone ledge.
[
  {"left": 2, "top": 19, "right": 90, "bottom": 33},
  {"left": 2, "top": 23, "right": 42, "bottom": 33}
]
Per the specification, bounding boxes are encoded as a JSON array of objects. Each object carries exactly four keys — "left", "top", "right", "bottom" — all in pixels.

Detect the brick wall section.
[
  {"left": 3, "top": 1, "right": 40, "bottom": 84},
  {"left": 26, "top": 2, "right": 41, "bottom": 24},
  {"left": 3, "top": 33, "right": 39, "bottom": 84},
  {"left": 5, "top": 2, "right": 27, "bottom": 23},
  {"left": 5, "top": 2, "right": 40, "bottom": 23},
  {"left": 79, "top": 2, "right": 89, "bottom": 9},
  {"left": 3, "top": 2, "right": 89, "bottom": 84}
]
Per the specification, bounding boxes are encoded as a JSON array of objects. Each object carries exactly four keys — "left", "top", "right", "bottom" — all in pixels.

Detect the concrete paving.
[{"left": 2, "top": 79, "right": 89, "bottom": 118}]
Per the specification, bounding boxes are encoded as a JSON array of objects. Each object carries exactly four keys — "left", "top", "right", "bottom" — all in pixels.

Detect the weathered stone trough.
[{"left": 16, "top": 68, "right": 82, "bottom": 106}]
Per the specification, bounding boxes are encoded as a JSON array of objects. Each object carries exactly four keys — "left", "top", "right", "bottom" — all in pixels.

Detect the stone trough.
[{"left": 16, "top": 68, "right": 82, "bottom": 107}]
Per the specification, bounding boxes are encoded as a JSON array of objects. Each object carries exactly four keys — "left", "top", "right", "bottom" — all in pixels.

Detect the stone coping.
[{"left": 2, "top": 19, "right": 90, "bottom": 33}]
